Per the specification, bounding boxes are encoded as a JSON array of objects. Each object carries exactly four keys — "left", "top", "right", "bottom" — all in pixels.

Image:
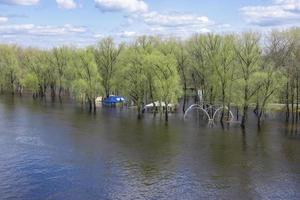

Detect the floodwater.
[{"left": 0, "top": 96, "right": 299, "bottom": 200}]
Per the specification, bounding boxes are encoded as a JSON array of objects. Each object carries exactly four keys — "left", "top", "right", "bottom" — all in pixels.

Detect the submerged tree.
[
  {"left": 174, "top": 40, "right": 190, "bottom": 113},
  {"left": 0, "top": 45, "right": 20, "bottom": 95},
  {"left": 149, "top": 41, "right": 182, "bottom": 122},
  {"left": 235, "top": 32, "right": 262, "bottom": 128},
  {"left": 119, "top": 43, "right": 148, "bottom": 119},
  {"left": 265, "top": 30, "right": 295, "bottom": 122},
  {"left": 71, "top": 48, "right": 102, "bottom": 112},
  {"left": 1, "top": 29, "right": 300, "bottom": 126},
  {"left": 188, "top": 34, "right": 216, "bottom": 104},
  {"left": 204, "top": 34, "right": 236, "bottom": 121},
  {"left": 254, "top": 62, "right": 284, "bottom": 127},
  {"left": 22, "top": 49, "right": 52, "bottom": 98},
  {"left": 94, "top": 38, "right": 122, "bottom": 98},
  {"left": 48, "top": 46, "right": 72, "bottom": 99}
]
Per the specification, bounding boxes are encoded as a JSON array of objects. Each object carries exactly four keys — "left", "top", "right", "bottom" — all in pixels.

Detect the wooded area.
[{"left": 1, "top": 28, "right": 300, "bottom": 127}]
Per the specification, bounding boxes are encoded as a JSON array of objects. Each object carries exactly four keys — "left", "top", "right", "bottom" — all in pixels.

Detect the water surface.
[{"left": 0, "top": 96, "right": 299, "bottom": 200}]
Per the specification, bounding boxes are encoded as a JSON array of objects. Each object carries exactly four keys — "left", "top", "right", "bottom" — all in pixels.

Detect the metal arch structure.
[
  {"left": 212, "top": 106, "right": 235, "bottom": 122},
  {"left": 184, "top": 104, "right": 235, "bottom": 125},
  {"left": 184, "top": 104, "right": 211, "bottom": 120}
]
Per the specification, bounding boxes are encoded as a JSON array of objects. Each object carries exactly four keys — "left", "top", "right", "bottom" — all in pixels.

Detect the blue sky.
[{"left": 0, "top": 0, "right": 300, "bottom": 47}]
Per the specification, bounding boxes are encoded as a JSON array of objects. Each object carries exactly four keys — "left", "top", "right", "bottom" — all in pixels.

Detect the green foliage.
[
  {"left": 118, "top": 44, "right": 148, "bottom": 113},
  {"left": 23, "top": 73, "right": 39, "bottom": 93},
  {"left": 0, "top": 45, "right": 20, "bottom": 94},
  {"left": 49, "top": 46, "right": 72, "bottom": 96},
  {"left": 1, "top": 29, "right": 300, "bottom": 123},
  {"left": 147, "top": 48, "right": 182, "bottom": 105},
  {"left": 93, "top": 37, "right": 122, "bottom": 97},
  {"left": 71, "top": 48, "right": 102, "bottom": 102}
]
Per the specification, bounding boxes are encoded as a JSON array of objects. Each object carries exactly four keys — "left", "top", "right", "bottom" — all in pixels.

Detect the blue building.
[{"left": 103, "top": 95, "right": 125, "bottom": 106}]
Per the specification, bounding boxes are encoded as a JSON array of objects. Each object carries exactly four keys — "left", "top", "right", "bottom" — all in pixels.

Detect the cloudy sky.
[{"left": 1, "top": 0, "right": 300, "bottom": 47}]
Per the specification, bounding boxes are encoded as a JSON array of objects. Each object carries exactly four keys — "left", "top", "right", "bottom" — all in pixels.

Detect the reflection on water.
[{"left": 0, "top": 96, "right": 299, "bottom": 200}]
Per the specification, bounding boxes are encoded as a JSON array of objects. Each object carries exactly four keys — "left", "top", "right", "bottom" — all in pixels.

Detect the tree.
[
  {"left": 174, "top": 40, "right": 190, "bottom": 113},
  {"left": 265, "top": 30, "right": 295, "bottom": 122},
  {"left": 286, "top": 28, "right": 300, "bottom": 123},
  {"left": 188, "top": 34, "right": 216, "bottom": 105},
  {"left": 0, "top": 45, "right": 20, "bottom": 95},
  {"left": 204, "top": 34, "right": 236, "bottom": 121},
  {"left": 134, "top": 36, "right": 157, "bottom": 114},
  {"left": 148, "top": 42, "right": 182, "bottom": 122},
  {"left": 118, "top": 44, "right": 148, "bottom": 119},
  {"left": 48, "top": 46, "right": 71, "bottom": 99},
  {"left": 235, "top": 32, "right": 262, "bottom": 128},
  {"left": 94, "top": 38, "right": 122, "bottom": 98},
  {"left": 22, "top": 48, "right": 53, "bottom": 98},
  {"left": 71, "top": 48, "right": 102, "bottom": 112},
  {"left": 1, "top": 28, "right": 300, "bottom": 126},
  {"left": 254, "top": 61, "right": 284, "bottom": 127}
]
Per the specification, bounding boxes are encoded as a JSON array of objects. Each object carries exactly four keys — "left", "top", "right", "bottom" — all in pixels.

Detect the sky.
[{"left": 0, "top": 0, "right": 300, "bottom": 48}]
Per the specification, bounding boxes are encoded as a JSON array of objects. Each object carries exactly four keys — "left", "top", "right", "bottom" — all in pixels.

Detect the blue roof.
[{"left": 103, "top": 96, "right": 125, "bottom": 104}]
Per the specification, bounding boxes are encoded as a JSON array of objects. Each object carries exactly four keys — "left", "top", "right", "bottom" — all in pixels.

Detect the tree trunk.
[
  {"left": 291, "top": 83, "right": 295, "bottom": 123},
  {"left": 88, "top": 98, "right": 92, "bottom": 112},
  {"left": 80, "top": 97, "right": 84, "bottom": 108},
  {"left": 105, "top": 86, "right": 110, "bottom": 98},
  {"left": 50, "top": 84, "right": 56, "bottom": 100},
  {"left": 227, "top": 103, "right": 231, "bottom": 122},
  {"left": 286, "top": 82, "right": 290, "bottom": 122},
  {"left": 241, "top": 105, "right": 248, "bottom": 129},
  {"left": 137, "top": 105, "right": 142, "bottom": 119},
  {"left": 59, "top": 86, "right": 63, "bottom": 98},
  {"left": 182, "top": 82, "right": 187, "bottom": 113},
  {"left": 18, "top": 84, "right": 23, "bottom": 96},
  {"left": 209, "top": 87, "right": 213, "bottom": 105},
  {"left": 257, "top": 115, "right": 261, "bottom": 130},
  {"left": 41, "top": 84, "right": 47, "bottom": 98},
  {"left": 93, "top": 98, "right": 96, "bottom": 113},
  {"left": 253, "top": 98, "right": 259, "bottom": 116},
  {"left": 10, "top": 77, "right": 14, "bottom": 95},
  {"left": 153, "top": 102, "right": 157, "bottom": 117},
  {"left": 191, "top": 73, "right": 199, "bottom": 103},
  {"left": 241, "top": 81, "right": 249, "bottom": 128},
  {"left": 165, "top": 104, "right": 169, "bottom": 122},
  {"left": 296, "top": 76, "right": 299, "bottom": 123},
  {"left": 257, "top": 105, "right": 263, "bottom": 128},
  {"left": 0, "top": 84, "right": 3, "bottom": 94},
  {"left": 220, "top": 87, "right": 225, "bottom": 122},
  {"left": 39, "top": 85, "right": 44, "bottom": 98}
]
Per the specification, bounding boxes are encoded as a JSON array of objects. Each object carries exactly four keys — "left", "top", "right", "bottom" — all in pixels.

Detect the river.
[{"left": 0, "top": 96, "right": 299, "bottom": 200}]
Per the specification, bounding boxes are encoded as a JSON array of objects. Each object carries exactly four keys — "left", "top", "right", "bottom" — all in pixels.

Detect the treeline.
[{"left": 1, "top": 28, "right": 300, "bottom": 127}]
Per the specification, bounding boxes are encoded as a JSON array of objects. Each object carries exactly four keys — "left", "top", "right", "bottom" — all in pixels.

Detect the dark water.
[{"left": 0, "top": 96, "right": 299, "bottom": 200}]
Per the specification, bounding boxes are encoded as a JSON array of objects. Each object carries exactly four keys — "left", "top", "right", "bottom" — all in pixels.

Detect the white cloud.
[
  {"left": 95, "top": 0, "right": 148, "bottom": 13},
  {"left": 0, "top": 24, "right": 86, "bottom": 36},
  {"left": 140, "top": 11, "right": 212, "bottom": 28},
  {"left": 0, "top": 0, "right": 39, "bottom": 5},
  {"left": 276, "top": 0, "right": 300, "bottom": 12},
  {"left": 123, "top": 11, "right": 219, "bottom": 39},
  {"left": 241, "top": 0, "right": 300, "bottom": 26},
  {"left": 0, "top": 24, "right": 34, "bottom": 34},
  {"left": 0, "top": 23, "right": 94, "bottom": 48},
  {"left": 94, "top": 33, "right": 104, "bottom": 38},
  {"left": 94, "top": 0, "right": 225, "bottom": 39},
  {"left": 56, "top": 0, "right": 77, "bottom": 9},
  {"left": 0, "top": 0, "right": 229, "bottom": 47},
  {"left": 0, "top": 17, "right": 8, "bottom": 23},
  {"left": 117, "top": 30, "right": 137, "bottom": 38}
]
